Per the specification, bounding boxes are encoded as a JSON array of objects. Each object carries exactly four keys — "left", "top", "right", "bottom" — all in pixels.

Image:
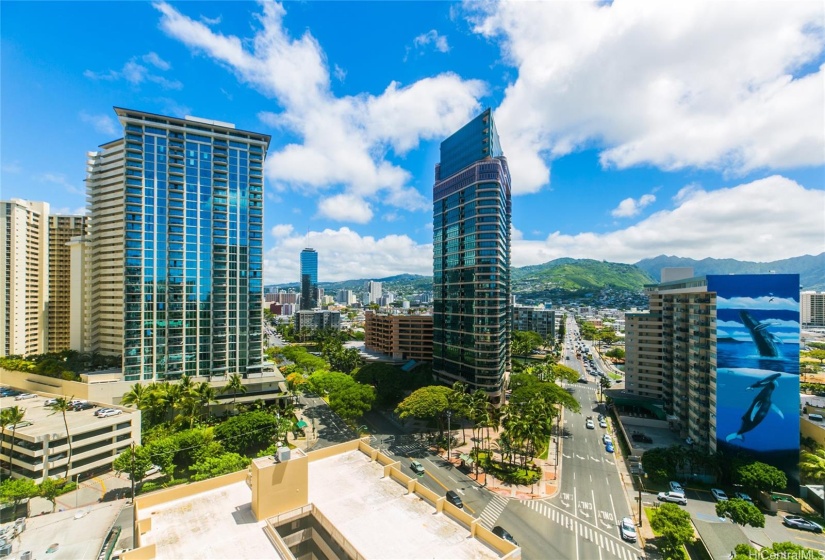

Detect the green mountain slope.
[
  {"left": 635, "top": 253, "right": 824, "bottom": 290},
  {"left": 512, "top": 259, "right": 655, "bottom": 292}
]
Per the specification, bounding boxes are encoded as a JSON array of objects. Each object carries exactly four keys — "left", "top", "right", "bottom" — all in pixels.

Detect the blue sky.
[{"left": 2, "top": 1, "right": 824, "bottom": 284}]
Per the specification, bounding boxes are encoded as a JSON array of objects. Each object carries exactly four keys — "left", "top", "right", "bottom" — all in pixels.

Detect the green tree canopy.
[
  {"left": 395, "top": 386, "right": 453, "bottom": 421},
  {"left": 649, "top": 502, "right": 694, "bottom": 560},
  {"left": 734, "top": 461, "right": 787, "bottom": 493},
  {"left": 214, "top": 411, "right": 280, "bottom": 455},
  {"left": 715, "top": 498, "right": 765, "bottom": 528},
  {"left": 329, "top": 383, "right": 376, "bottom": 423},
  {"left": 278, "top": 346, "right": 328, "bottom": 372},
  {"left": 512, "top": 330, "right": 543, "bottom": 356},
  {"left": 0, "top": 478, "right": 39, "bottom": 513},
  {"left": 189, "top": 453, "right": 250, "bottom": 481},
  {"left": 308, "top": 370, "right": 356, "bottom": 396},
  {"left": 113, "top": 445, "right": 154, "bottom": 484},
  {"left": 605, "top": 347, "right": 626, "bottom": 360},
  {"left": 38, "top": 477, "right": 68, "bottom": 513},
  {"left": 807, "top": 349, "right": 825, "bottom": 364},
  {"left": 353, "top": 362, "right": 404, "bottom": 405}
]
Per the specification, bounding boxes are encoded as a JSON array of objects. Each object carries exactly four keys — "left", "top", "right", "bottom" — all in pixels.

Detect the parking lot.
[{"left": 643, "top": 485, "right": 825, "bottom": 553}]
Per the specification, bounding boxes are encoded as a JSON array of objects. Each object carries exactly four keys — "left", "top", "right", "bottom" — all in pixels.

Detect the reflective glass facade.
[
  {"left": 104, "top": 108, "right": 270, "bottom": 381},
  {"left": 300, "top": 248, "right": 318, "bottom": 310},
  {"left": 432, "top": 109, "right": 511, "bottom": 400}
]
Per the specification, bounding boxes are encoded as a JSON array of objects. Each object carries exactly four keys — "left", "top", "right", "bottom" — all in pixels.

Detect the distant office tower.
[
  {"left": 624, "top": 270, "right": 800, "bottom": 473},
  {"left": 300, "top": 248, "right": 318, "bottom": 310},
  {"left": 0, "top": 199, "right": 50, "bottom": 357},
  {"left": 82, "top": 107, "right": 270, "bottom": 381},
  {"left": 366, "top": 280, "right": 382, "bottom": 304},
  {"left": 432, "top": 109, "right": 512, "bottom": 401},
  {"left": 337, "top": 290, "right": 355, "bottom": 305},
  {"left": 48, "top": 214, "right": 88, "bottom": 352},
  {"left": 801, "top": 291, "right": 825, "bottom": 327}
]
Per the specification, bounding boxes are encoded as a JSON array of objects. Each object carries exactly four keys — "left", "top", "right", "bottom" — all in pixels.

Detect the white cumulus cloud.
[
  {"left": 466, "top": 0, "right": 825, "bottom": 194},
  {"left": 264, "top": 227, "right": 432, "bottom": 283},
  {"left": 85, "top": 52, "right": 182, "bottom": 90},
  {"left": 611, "top": 193, "right": 656, "bottom": 218},
  {"left": 270, "top": 224, "right": 294, "bottom": 238},
  {"left": 413, "top": 30, "right": 450, "bottom": 53},
  {"left": 79, "top": 111, "right": 118, "bottom": 136},
  {"left": 154, "top": 1, "right": 485, "bottom": 223},
  {"left": 317, "top": 194, "right": 374, "bottom": 224},
  {"left": 512, "top": 176, "right": 825, "bottom": 265}
]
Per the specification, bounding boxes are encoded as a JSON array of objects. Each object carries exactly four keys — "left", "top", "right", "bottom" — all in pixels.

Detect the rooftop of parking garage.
[{"left": 0, "top": 393, "right": 136, "bottom": 441}]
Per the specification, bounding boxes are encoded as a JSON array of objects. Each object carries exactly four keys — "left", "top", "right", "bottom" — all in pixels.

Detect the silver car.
[
  {"left": 619, "top": 517, "right": 637, "bottom": 542},
  {"left": 657, "top": 491, "right": 687, "bottom": 505}
]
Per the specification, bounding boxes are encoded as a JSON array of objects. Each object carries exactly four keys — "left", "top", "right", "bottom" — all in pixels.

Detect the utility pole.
[
  {"left": 446, "top": 411, "right": 452, "bottom": 463},
  {"left": 637, "top": 475, "right": 643, "bottom": 527},
  {"left": 131, "top": 442, "right": 137, "bottom": 547}
]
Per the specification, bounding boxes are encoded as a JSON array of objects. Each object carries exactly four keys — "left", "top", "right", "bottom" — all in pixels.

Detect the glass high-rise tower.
[
  {"left": 84, "top": 108, "right": 270, "bottom": 381},
  {"left": 432, "top": 109, "right": 512, "bottom": 402},
  {"left": 300, "top": 248, "right": 318, "bottom": 310}
]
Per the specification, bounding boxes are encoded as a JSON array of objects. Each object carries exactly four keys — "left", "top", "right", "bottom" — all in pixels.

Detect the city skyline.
[{"left": 2, "top": 1, "right": 824, "bottom": 284}]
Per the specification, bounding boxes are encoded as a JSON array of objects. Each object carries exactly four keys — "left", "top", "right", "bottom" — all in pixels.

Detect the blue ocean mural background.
[{"left": 711, "top": 274, "right": 800, "bottom": 467}]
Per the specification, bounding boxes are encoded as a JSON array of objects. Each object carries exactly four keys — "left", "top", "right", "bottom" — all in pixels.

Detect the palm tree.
[
  {"left": 222, "top": 373, "right": 247, "bottom": 412},
  {"left": 195, "top": 382, "right": 218, "bottom": 421},
  {"left": 121, "top": 383, "right": 149, "bottom": 410},
  {"left": 801, "top": 448, "right": 825, "bottom": 516},
  {"left": 1, "top": 406, "right": 26, "bottom": 479},
  {"left": 49, "top": 397, "right": 74, "bottom": 479}
]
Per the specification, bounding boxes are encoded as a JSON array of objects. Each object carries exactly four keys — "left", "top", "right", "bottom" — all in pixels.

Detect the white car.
[
  {"left": 669, "top": 481, "right": 684, "bottom": 493},
  {"left": 711, "top": 488, "right": 728, "bottom": 502},
  {"left": 98, "top": 409, "right": 122, "bottom": 418},
  {"left": 43, "top": 398, "right": 58, "bottom": 406},
  {"left": 585, "top": 419, "right": 595, "bottom": 429},
  {"left": 619, "top": 517, "right": 637, "bottom": 542},
  {"left": 15, "top": 393, "right": 37, "bottom": 400},
  {"left": 599, "top": 419, "right": 608, "bottom": 428},
  {"left": 733, "top": 492, "right": 753, "bottom": 502},
  {"left": 657, "top": 490, "right": 687, "bottom": 505},
  {"left": 603, "top": 434, "right": 613, "bottom": 444}
]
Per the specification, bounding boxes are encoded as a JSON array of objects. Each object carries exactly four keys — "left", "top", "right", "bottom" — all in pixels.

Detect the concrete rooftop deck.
[
  {"left": 138, "top": 481, "right": 272, "bottom": 560},
  {"left": 308, "top": 450, "right": 500, "bottom": 560}
]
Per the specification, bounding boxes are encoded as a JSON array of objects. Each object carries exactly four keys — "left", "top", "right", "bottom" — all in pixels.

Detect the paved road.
[{"left": 297, "top": 393, "right": 358, "bottom": 449}]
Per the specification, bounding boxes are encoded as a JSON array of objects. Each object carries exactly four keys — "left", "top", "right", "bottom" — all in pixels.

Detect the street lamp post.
[
  {"left": 75, "top": 473, "right": 80, "bottom": 509},
  {"left": 445, "top": 411, "right": 452, "bottom": 463}
]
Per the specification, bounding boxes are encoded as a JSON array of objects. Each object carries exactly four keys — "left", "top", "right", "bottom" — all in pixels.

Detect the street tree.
[
  {"left": 395, "top": 386, "right": 452, "bottom": 434},
  {"left": 0, "top": 478, "right": 39, "bottom": 517},
  {"left": 649, "top": 502, "right": 694, "bottom": 560},
  {"left": 807, "top": 349, "right": 825, "bottom": 365},
  {"left": 328, "top": 383, "right": 376, "bottom": 425},
  {"left": 38, "top": 477, "right": 66, "bottom": 513},
  {"left": 113, "top": 446, "right": 154, "bottom": 485},
  {"left": 308, "top": 370, "right": 355, "bottom": 396},
  {"left": 734, "top": 461, "right": 787, "bottom": 493},
  {"left": 512, "top": 330, "right": 543, "bottom": 355},
  {"left": 353, "top": 362, "right": 405, "bottom": 405},
  {"left": 715, "top": 498, "right": 765, "bottom": 527}
]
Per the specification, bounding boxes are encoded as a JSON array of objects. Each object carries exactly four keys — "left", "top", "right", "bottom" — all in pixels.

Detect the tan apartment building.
[
  {"left": 48, "top": 214, "right": 88, "bottom": 352},
  {"left": 364, "top": 310, "right": 433, "bottom": 361},
  {"left": 84, "top": 139, "right": 127, "bottom": 357},
  {"left": 1, "top": 199, "right": 49, "bottom": 357}
]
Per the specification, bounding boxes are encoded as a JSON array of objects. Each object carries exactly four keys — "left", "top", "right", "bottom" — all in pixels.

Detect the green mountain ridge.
[{"left": 265, "top": 253, "right": 823, "bottom": 306}]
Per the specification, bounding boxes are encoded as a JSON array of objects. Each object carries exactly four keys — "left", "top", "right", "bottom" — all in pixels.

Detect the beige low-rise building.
[
  {"left": 126, "top": 439, "right": 519, "bottom": 560},
  {"left": 0, "top": 391, "right": 140, "bottom": 483}
]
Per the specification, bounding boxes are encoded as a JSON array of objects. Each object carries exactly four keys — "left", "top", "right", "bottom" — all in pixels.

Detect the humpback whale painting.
[
  {"left": 726, "top": 372, "right": 783, "bottom": 442},
  {"left": 739, "top": 310, "right": 781, "bottom": 358},
  {"left": 709, "top": 274, "right": 799, "bottom": 465}
]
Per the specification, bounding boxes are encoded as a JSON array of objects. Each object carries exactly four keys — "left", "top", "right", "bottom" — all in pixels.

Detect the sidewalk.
[{"left": 436, "top": 424, "right": 562, "bottom": 501}]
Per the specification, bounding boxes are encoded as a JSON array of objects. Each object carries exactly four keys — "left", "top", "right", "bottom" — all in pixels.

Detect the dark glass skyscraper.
[
  {"left": 300, "top": 248, "right": 318, "bottom": 310},
  {"left": 86, "top": 108, "right": 270, "bottom": 381},
  {"left": 432, "top": 109, "right": 512, "bottom": 402}
]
